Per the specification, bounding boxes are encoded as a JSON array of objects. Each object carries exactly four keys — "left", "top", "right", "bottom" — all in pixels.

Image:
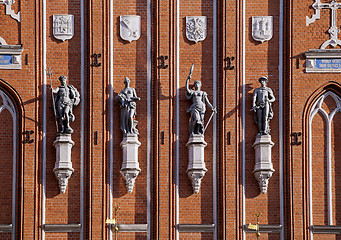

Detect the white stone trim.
[
  {"left": 242, "top": 0, "right": 246, "bottom": 238},
  {"left": 213, "top": 0, "right": 217, "bottom": 238},
  {"left": 109, "top": 0, "right": 114, "bottom": 238},
  {"left": 80, "top": 0, "right": 85, "bottom": 237},
  {"left": 175, "top": 0, "right": 180, "bottom": 238},
  {"left": 279, "top": 0, "right": 285, "bottom": 236},
  {"left": 147, "top": 0, "right": 152, "bottom": 237},
  {"left": 309, "top": 91, "right": 341, "bottom": 237},
  {"left": 41, "top": 0, "right": 47, "bottom": 237}
]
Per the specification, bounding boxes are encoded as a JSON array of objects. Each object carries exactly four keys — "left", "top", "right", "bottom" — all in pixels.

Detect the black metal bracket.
[
  {"left": 224, "top": 56, "right": 235, "bottom": 70},
  {"left": 24, "top": 130, "right": 34, "bottom": 144},
  {"left": 91, "top": 53, "right": 101, "bottom": 67},
  {"left": 158, "top": 55, "right": 168, "bottom": 69},
  {"left": 291, "top": 132, "right": 302, "bottom": 146}
]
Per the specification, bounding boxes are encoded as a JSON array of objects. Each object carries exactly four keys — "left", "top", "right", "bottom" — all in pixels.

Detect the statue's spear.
[{"left": 46, "top": 68, "right": 59, "bottom": 132}]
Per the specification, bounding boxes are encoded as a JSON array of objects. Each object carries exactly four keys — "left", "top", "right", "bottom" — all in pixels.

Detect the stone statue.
[
  {"left": 251, "top": 76, "right": 275, "bottom": 135},
  {"left": 52, "top": 75, "right": 80, "bottom": 134},
  {"left": 185, "top": 65, "right": 216, "bottom": 135},
  {"left": 116, "top": 77, "right": 140, "bottom": 136}
]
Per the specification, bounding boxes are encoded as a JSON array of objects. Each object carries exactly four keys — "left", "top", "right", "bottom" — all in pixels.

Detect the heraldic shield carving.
[
  {"left": 120, "top": 15, "right": 141, "bottom": 43},
  {"left": 252, "top": 16, "right": 273, "bottom": 43},
  {"left": 53, "top": 15, "right": 74, "bottom": 42},
  {"left": 186, "top": 16, "right": 207, "bottom": 43}
]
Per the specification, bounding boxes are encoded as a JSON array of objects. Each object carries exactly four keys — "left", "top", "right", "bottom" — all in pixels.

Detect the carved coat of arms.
[
  {"left": 186, "top": 16, "right": 207, "bottom": 43},
  {"left": 252, "top": 16, "right": 273, "bottom": 43},
  {"left": 120, "top": 15, "right": 141, "bottom": 42},
  {"left": 53, "top": 15, "right": 74, "bottom": 42}
]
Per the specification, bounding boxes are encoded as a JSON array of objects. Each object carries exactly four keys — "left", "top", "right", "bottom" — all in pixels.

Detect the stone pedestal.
[
  {"left": 186, "top": 134, "right": 207, "bottom": 194},
  {"left": 120, "top": 135, "right": 141, "bottom": 193},
  {"left": 53, "top": 134, "right": 75, "bottom": 194},
  {"left": 253, "top": 135, "right": 275, "bottom": 194}
]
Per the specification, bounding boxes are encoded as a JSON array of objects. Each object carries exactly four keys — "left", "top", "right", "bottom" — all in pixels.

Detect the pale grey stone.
[{"left": 53, "top": 134, "right": 75, "bottom": 194}]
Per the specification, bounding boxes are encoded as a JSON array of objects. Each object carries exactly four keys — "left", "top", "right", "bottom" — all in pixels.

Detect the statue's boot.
[{"left": 65, "top": 124, "right": 74, "bottom": 134}]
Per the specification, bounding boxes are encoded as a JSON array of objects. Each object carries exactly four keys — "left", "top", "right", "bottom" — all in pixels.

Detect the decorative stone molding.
[
  {"left": 304, "top": 49, "right": 341, "bottom": 73},
  {"left": 253, "top": 135, "right": 275, "bottom": 194},
  {"left": 306, "top": 0, "right": 341, "bottom": 49},
  {"left": 120, "top": 135, "right": 141, "bottom": 193},
  {"left": 0, "top": 45, "right": 23, "bottom": 69},
  {"left": 186, "top": 134, "right": 207, "bottom": 194},
  {"left": 0, "top": 0, "right": 20, "bottom": 22},
  {"left": 53, "top": 134, "right": 75, "bottom": 194}
]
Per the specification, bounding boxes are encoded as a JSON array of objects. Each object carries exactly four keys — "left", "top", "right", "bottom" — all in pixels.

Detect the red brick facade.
[{"left": 0, "top": 0, "right": 340, "bottom": 239}]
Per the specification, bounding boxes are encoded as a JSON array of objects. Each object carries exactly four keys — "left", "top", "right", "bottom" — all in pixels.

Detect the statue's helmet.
[
  {"left": 59, "top": 75, "right": 67, "bottom": 82},
  {"left": 194, "top": 80, "right": 201, "bottom": 87},
  {"left": 258, "top": 76, "right": 268, "bottom": 83},
  {"left": 124, "top": 77, "right": 130, "bottom": 84}
]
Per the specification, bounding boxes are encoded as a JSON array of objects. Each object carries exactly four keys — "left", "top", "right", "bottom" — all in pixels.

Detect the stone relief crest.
[
  {"left": 53, "top": 15, "right": 74, "bottom": 42},
  {"left": 120, "top": 15, "right": 141, "bottom": 42},
  {"left": 252, "top": 16, "right": 273, "bottom": 43},
  {"left": 186, "top": 16, "right": 207, "bottom": 43}
]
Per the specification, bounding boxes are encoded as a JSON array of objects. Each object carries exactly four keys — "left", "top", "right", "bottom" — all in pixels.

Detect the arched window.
[
  {"left": 0, "top": 89, "right": 18, "bottom": 240},
  {"left": 309, "top": 91, "right": 341, "bottom": 236}
]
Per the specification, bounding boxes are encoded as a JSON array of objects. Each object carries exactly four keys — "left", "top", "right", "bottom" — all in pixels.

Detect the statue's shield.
[
  {"left": 252, "top": 16, "right": 273, "bottom": 43},
  {"left": 120, "top": 15, "right": 141, "bottom": 42},
  {"left": 53, "top": 15, "right": 74, "bottom": 42},
  {"left": 186, "top": 16, "right": 207, "bottom": 43}
]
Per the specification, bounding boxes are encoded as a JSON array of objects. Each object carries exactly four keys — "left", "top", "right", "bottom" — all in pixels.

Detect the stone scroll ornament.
[
  {"left": 306, "top": 0, "right": 341, "bottom": 49},
  {"left": 116, "top": 77, "right": 141, "bottom": 193},
  {"left": 252, "top": 16, "right": 273, "bottom": 43},
  {"left": 120, "top": 15, "right": 141, "bottom": 42},
  {"left": 250, "top": 76, "right": 275, "bottom": 194},
  {"left": 49, "top": 71, "right": 80, "bottom": 194},
  {"left": 185, "top": 64, "right": 216, "bottom": 193},
  {"left": 53, "top": 15, "right": 74, "bottom": 42},
  {"left": 186, "top": 16, "right": 207, "bottom": 43}
]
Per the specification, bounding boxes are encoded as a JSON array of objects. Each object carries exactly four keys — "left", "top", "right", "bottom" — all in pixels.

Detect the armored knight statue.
[
  {"left": 185, "top": 65, "right": 216, "bottom": 135},
  {"left": 52, "top": 75, "right": 80, "bottom": 134},
  {"left": 116, "top": 77, "right": 141, "bottom": 136},
  {"left": 251, "top": 76, "right": 275, "bottom": 135}
]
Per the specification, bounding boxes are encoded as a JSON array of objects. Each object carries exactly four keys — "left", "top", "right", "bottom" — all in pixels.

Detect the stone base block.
[
  {"left": 53, "top": 134, "right": 75, "bottom": 194},
  {"left": 187, "top": 134, "right": 207, "bottom": 194},
  {"left": 253, "top": 135, "right": 275, "bottom": 194},
  {"left": 120, "top": 135, "right": 141, "bottom": 193}
]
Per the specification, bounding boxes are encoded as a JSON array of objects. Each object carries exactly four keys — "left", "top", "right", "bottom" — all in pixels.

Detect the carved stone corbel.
[
  {"left": 186, "top": 134, "right": 207, "bottom": 194},
  {"left": 120, "top": 135, "right": 141, "bottom": 193},
  {"left": 53, "top": 134, "right": 75, "bottom": 194}
]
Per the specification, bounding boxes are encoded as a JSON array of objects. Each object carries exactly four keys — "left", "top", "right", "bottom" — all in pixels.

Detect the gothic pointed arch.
[
  {"left": 0, "top": 78, "right": 24, "bottom": 240},
  {"left": 302, "top": 82, "right": 341, "bottom": 236}
]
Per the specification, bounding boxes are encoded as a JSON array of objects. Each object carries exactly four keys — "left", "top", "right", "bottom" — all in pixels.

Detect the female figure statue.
[
  {"left": 186, "top": 68, "right": 216, "bottom": 135},
  {"left": 116, "top": 77, "right": 140, "bottom": 136}
]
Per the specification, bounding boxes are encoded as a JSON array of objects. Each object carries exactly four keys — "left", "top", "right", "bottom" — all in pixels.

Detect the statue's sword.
[
  {"left": 203, "top": 110, "right": 215, "bottom": 133},
  {"left": 46, "top": 68, "right": 59, "bottom": 132},
  {"left": 188, "top": 63, "right": 194, "bottom": 79}
]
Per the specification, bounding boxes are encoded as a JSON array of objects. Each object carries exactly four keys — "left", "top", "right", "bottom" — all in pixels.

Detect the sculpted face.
[
  {"left": 59, "top": 76, "right": 67, "bottom": 86},
  {"left": 124, "top": 77, "right": 130, "bottom": 86},
  {"left": 194, "top": 80, "right": 201, "bottom": 89}
]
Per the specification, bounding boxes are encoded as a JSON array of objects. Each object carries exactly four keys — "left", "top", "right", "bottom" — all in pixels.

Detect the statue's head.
[
  {"left": 194, "top": 80, "right": 201, "bottom": 89},
  {"left": 124, "top": 77, "right": 130, "bottom": 85},
  {"left": 258, "top": 76, "right": 268, "bottom": 84},
  {"left": 59, "top": 75, "right": 67, "bottom": 84}
]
